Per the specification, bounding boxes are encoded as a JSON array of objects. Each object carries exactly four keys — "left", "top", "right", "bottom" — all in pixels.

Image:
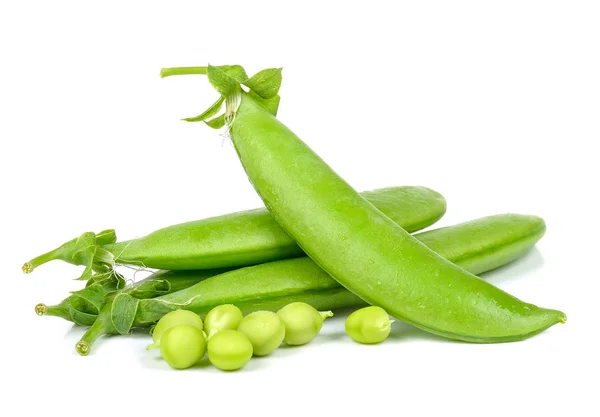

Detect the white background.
[{"left": 1, "top": 1, "right": 598, "bottom": 416}]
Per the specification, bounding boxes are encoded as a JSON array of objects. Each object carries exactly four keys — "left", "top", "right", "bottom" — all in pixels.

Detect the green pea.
[
  {"left": 204, "top": 304, "right": 244, "bottom": 338},
  {"left": 207, "top": 329, "right": 253, "bottom": 371},
  {"left": 237, "top": 311, "right": 285, "bottom": 356},
  {"left": 277, "top": 302, "right": 333, "bottom": 346},
  {"left": 345, "top": 306, "right": 394, "bottom": 344},
  {"left": 159, "top": 325, "right": 206, "bottom": 369},
  {"left": 147, "top": 309, "right": 203, "bottom": 350}
]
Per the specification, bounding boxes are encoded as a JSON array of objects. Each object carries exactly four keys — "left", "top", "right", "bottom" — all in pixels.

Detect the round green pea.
[
  {"left": 159, "top": 325, "right": 206, "bottom": 369},
  {"left": 204, "top": 304, "right": 244, "bottom": 338},
  {"left": 207, "top": 329, "right": 253, "bottom": 371},
  {"left": 277, "top": 302, "right": 333, "bottom": 346},
  {"left": 148, "top": 309, "right": 203, "bottom": 350},
  {"left": 345, "top": 306, "right": 394, "bottom": 344},
  {"left": 237, "top": 311, "right": 285, "bottom": 356}
]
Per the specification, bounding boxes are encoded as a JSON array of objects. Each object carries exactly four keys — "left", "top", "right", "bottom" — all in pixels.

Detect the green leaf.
[
  {"left": 68, "top": 307, "right": 97, "bottom": 327},
  {"left": 219, "top": 65, "right": 248, "bottom": 83},
  {"left": 96, "top": 229, "right": 117, "bottom": 245},
  {"left": 244, "top": 68, "right": 282, "bottom": 99},
  {"left": 207, "top": 65, "right": 240, "bottom": 96},
  {"left": 111, "top": 293, "right": 140, "bottom": 335},
  {"left": 69, "top": 282, "right": 109, "bottom": 314},
  {"left": 126, "top": 279, "right": 171, "bottom": 299},
  {"left": 205, "top": 114, "right": 225, "bottom": 129},
  {"left": 248, "top": 91, "right": 281, "bottom": 116},
  {"left": 183, "top": 96, "right": 225, "bottom": 122}
]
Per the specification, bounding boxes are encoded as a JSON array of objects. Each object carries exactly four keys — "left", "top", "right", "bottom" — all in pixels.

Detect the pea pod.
[
  {"left": 23, "top": 186, "right": 446, "bottom": 280},
  {"left": 172, "top": 65, "right": 564, "bottom": 342},
  {"left": 75, "top": 214, "right": 548, "bottom": 354}
]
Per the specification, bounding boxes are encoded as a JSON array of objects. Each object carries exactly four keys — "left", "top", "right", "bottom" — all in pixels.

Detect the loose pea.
[
  {"left": 147, "top": 309, "right": 203, "bottom": 350},
  {"left": 277, "top": 302, "right": 333, "bottom": 346},
  {"left": 237, "top": 311, "right": 285, "bottom": 356},
  {"left": 159, "top": 325, "right": 206, "bottom": 369},
  {"left": 345, "top": 306, "right": 394, "bottom": 344},
  {"left": 204, "top": 304, "right": 244, "bottom": 338},
  {"left": 207, "top": 329, "right": 253, "bottom": 371}
]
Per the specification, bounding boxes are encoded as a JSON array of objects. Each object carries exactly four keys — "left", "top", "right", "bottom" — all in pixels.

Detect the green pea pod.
[
  {"left": 194, "top": 69, "right": 565, "bottom": 342},
  {"left": 23, "top": 186, "right": 445, "bottom": 279},
  {"left": 75, "top": 214, "right": 547, "bottom": 355}
]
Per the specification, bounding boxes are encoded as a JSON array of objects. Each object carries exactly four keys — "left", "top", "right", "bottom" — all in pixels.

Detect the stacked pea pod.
[{"left": 24, "top": 64, "right": 564, "bottom": 370}]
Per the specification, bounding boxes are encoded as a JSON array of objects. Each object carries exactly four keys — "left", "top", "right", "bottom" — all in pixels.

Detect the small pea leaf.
[
  {"left": 126, "top": 279, "right": 171, "bottom": 299},
  {"left": 207, "top": 65, "right": 240, "bottom": 97},
  {"left": 111, "top": 293, "right": 140, "bottom": 335},
  {"left": 219, "top": 65, "right": 248, "bottom": 83},
  {"left": 70, "top": 282, "right": 109, "bottom": 314},
  {"left": 96, "top": 229, "right": 117, "bottom": 245},
  {"left": 68, "top": 307, "right": 98, "bottom": 327},
  {"left": 183, "top": 96, "right": 225, "bottom": 122},
  {"left": 248, "top": 91, "right": 281, "bottom": 116},
  {"left": 244, "top": 68, "right": 282, "bottom": 99},
  {"left": 205, "top": 114, "right": 226, "bottom": 129}
]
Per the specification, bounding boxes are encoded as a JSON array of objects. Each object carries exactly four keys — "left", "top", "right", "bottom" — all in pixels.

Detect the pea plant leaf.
[
  {"left": 207, "top": 64, "right": 248, "bottom": 96},
  {"left": 243, "top": 68, "right": 282, "bottom": 99},
  {"left": 95, "top": 229, "right": 117, "bottom": 245},
  {"left": 111, "top": 293, "right": 140, "bottom": 335},
  {"left": 126, "top": 279, "right": 172, "bottom": 299},
  {"left": 248, "top": 91, "right": 281, "bottom": 116},
  {"left": 205, "top": 114, "right": 225, "bottom": 129},
  {"left": 219, "top": 65, "right": 248, "bottom": 83},
  {"left": 183, "top": 96, "right": 225, "bottom": 122},
  {"left": 69, "top": 282, "right": 109, "bottom": 314},
  {"left": 68, "top": 307, "right": 97, "bottom": 327}
]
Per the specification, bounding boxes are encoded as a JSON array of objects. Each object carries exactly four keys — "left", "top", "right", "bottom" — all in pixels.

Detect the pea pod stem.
[
  {"left": 22, "top": 247, "right": 62, "bottom": 274},
  {"left": 320, "top": 311, "right": 334, "bottom": 320},
  {"left": 160, "top": 67, "right": 207, "bottom": 78}
]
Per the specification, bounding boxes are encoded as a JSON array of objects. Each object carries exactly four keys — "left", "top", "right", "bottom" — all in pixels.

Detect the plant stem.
[
  {"left": 22, "top": 247, "right": 63, "bottom": 273},
  {"left": 160, "top": 67, "right": 208, "bottom": 78},
  {"left": 76, "top": 318, "right": 108, "bottom": 356}
]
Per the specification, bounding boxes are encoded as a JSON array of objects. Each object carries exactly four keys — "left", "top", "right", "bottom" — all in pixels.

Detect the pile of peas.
[{"left": 149, "top": 303, "right": 393, "bottom": 370}]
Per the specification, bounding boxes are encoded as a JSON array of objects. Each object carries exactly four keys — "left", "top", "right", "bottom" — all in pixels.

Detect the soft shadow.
[
  {"left": 479, "top": 248, "right": 545, "bottom": 286},
  {"left": 387, "top": 322, "right": 460, "bottom": 344}
]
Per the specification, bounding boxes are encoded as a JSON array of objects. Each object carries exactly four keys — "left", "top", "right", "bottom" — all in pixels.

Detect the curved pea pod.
[
  {"left": 164, "top": 65, "right": 564, "bottom": 342},
  {"left": 23, "top": 186, "right": 445, "bottom": 279},
  {"left": 74, "top": 213, "right": 548, "bottom": 354},
  {"left": 231, "top": 89, "right": 564, "bottom": 343}
]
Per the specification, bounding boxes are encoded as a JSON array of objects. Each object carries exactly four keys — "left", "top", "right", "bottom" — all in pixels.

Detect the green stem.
[
  {"left": 40, "top": 303, "right": 72, "bottom": 322},
  {"left": 22, "top": 247, "right": 63, "bottom": 273},
  {"left": 160, "top": 66, "right": 208, "bottom": 78},
  {"left": 76, "top": 319, "right": 109, "bottom": 356}
]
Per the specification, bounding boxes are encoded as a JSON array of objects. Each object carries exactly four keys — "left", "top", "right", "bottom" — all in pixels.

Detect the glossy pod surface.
[
  {"left": 103, "top": 186, "right": 445, "bottom": 270},
  {"left": 133, "top": 214, "right": 547, "bottom": 328},
  {"left": 75, "top": 213, "right": 550, "bottom": 354},
  {"left": 229, "top": 93, "right": 565, "bottom": 342}
]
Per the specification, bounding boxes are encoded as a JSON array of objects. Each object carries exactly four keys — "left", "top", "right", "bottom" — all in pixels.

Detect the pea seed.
[
  {"left": 204, "top": 304, "right": 243, "bottom": 338},
  {"left": 207, "top": 329, "right": 253, "bottom": 371},
  {"left": 277, "top": 302, "right": 333, "bottom": 346},
  {"left": 159, "top": 325, "right": 206, "bottom": 369},
  {"left": 237, "top": 311, "right": 285, "bottom": 356},
  {"left": 345, "top": 306, "right": 394, "bottom": 344},
  {"left": 147, "top": 309, "right": 203, "bottom": 350}
]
